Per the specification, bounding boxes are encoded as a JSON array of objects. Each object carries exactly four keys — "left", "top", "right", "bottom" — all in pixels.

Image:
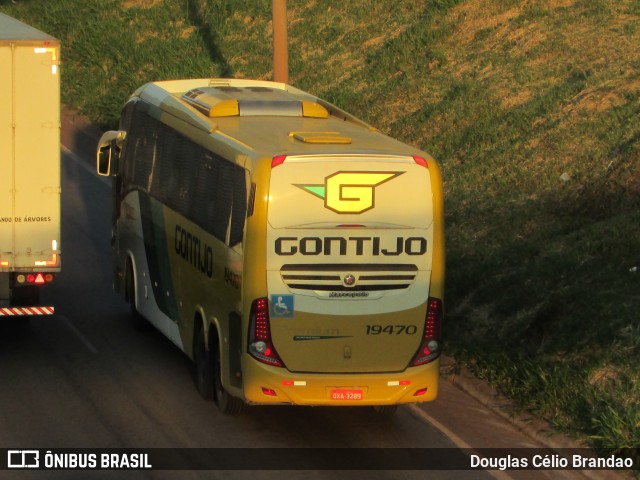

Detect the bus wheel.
[
  {"left": 213, "top": 341, "right": 243, "bottom": 414},
  {"left": 194, "top": 326, "right": 214, "bottom": 401},
  {"left": 125, "top": 260, "right": 147, "bottom": 331}
]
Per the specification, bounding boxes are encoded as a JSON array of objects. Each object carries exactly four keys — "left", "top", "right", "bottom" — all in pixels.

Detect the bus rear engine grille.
[{"left": 280, "top": 264, "right": 418, "bottom": 292}]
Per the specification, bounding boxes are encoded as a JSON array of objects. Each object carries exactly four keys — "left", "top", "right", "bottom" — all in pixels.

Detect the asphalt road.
[{"left": 0, "top": 147, "right": 593, "bottom": 480}]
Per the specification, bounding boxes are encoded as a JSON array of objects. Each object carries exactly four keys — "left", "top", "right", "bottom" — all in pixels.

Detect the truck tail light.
[{"left": 16, "top": 273, "right": 55, "bottom": 285}]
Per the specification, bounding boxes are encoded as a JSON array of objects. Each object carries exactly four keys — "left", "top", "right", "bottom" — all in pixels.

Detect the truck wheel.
[
  {"left": 213, "top": 340, "right": 244, "bottom": 414},
  {"left": 125, "top": 260, "right": 147, "bottom": 331},
  {"left": 194, "top": 325, "right": 214, "bottom": 401}
]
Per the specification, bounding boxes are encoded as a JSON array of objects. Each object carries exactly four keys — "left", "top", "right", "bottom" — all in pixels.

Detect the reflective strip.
[
  {"left": 0, "top": 306, "right": 55, "bottom": 316},
  {"left": 282, "top": 380, "right": 307, "bottom": 387}
]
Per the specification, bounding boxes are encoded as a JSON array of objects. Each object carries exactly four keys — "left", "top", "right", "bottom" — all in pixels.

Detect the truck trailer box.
[{"left": 0, "top": 13, "right": 60, "bottom": 315}]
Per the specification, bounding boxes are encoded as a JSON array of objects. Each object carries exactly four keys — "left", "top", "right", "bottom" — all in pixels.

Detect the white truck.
[{"left": 0, "top": 13, "right": 61, "bottom": 316}]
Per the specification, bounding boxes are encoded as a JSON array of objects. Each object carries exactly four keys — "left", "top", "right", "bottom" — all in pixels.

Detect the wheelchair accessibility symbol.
[{"left": 271, "top": 294, "right": 294, "bottom": 318}]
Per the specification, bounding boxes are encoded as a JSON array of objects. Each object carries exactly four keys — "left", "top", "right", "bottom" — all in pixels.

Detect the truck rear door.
[{"left": 0, "top": 36, "right": 61, "bottom": 271}]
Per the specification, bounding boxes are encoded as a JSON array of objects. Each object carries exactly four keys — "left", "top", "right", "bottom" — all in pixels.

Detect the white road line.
[
  {"left": 407, "top": 404, "right": 515, "bottom": 480},
  {"left": 59, "top": 314, "right": 98, "bottom": 354},
  {"left": 61, "top": 144, "right": 111, "bottom": 188}
]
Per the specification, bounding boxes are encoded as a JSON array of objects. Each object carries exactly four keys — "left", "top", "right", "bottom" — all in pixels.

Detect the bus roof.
[{"left": 133, "top": 78, "right": 428, "bottom": 160}]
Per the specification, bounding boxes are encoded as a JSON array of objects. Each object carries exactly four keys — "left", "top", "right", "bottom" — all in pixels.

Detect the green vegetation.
[{"left": 2, "top": 0, "right": 638, "bottom": 453}]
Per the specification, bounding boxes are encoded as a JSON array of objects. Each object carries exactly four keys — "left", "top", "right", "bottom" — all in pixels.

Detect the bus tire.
[
  {"left": 213, "top": 339, "right": 244, "bottom": 414},
  {"left": 194, "top": 324, "right": 215, "bottom": 401},
  {"left": 125, "top": 259, "right": 147, "bottom": 331}
]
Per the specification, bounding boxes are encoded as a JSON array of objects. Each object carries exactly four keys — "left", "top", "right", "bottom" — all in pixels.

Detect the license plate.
[{"left": 330, "top": 389, "right": 364, "bottom": 401}]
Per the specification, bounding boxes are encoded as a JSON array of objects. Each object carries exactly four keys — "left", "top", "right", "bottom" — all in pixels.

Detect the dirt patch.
[
  {"left": 447, "top": 2, "right": 522, "bottom": 47},
  {"left": 122, "top": 0, "right": 162, "bottom": 9},
  {"left": 500, "top": 88, "right": 533, "bottom": 109},
  {"left": 564, "top": 77, "right": 640, "bottom": 119},
  {"left": 589, "top": 365, "right": 622, "bottom": 387}
]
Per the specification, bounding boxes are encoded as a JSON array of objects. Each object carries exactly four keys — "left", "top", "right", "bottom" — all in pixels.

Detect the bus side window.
[
  {"left": 213, "top": 162, "right": 233, "bottom": 243},
  {"left": 228, "top": 166, "right": 247, "bottom": 247}
]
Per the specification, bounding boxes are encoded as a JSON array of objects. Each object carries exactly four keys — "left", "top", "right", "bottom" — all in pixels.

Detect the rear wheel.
[
  {"left": 194, "top": 325, "right": 214, "bottom": 400},
  {"left": 213, "top": 339, "right": 244, "bottom": 414}
]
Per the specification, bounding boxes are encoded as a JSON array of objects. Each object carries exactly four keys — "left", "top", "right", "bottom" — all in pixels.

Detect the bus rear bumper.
[{"left": 242, "top": 358, "right": 440, "bottom": 406}]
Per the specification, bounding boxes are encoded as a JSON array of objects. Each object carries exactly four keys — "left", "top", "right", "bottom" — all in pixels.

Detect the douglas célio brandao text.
[{"left": 470, "top": 453, "right": 635, "bottom": 471}]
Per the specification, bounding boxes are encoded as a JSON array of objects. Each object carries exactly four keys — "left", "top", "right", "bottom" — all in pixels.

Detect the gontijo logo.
[{"left": 296, "top": 171, "right": 403, "bottom": 214}]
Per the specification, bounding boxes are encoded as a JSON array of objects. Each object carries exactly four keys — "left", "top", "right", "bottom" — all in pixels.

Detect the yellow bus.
[{"left": 97, "top": 79, "right": 445, "bottom": 413}]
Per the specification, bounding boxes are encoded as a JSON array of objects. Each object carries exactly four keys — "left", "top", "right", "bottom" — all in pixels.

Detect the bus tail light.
[
  {"left": 262, "top": 387, "right": 277, "bottom": 396},
  {"left": 271, "top": 155, "right": 287, "bottom": 168},
  {"left": 410, "top": 297, "right": 442, "bottom": 366},
  {"left": 248, "top": 297, "right": 285, "bottom": 368},
  {"left": 412, "top": 155, "right": 429, "bottom": 168}
]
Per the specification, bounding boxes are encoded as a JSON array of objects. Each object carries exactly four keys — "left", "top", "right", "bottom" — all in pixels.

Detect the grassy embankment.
[{"left": 2, "top": 0, "right": 638, "bottom": 453}]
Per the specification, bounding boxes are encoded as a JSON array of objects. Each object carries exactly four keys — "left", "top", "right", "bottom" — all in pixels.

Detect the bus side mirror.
[{"left": 96, "top": 130, "right": 125, "bottom": 176}]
